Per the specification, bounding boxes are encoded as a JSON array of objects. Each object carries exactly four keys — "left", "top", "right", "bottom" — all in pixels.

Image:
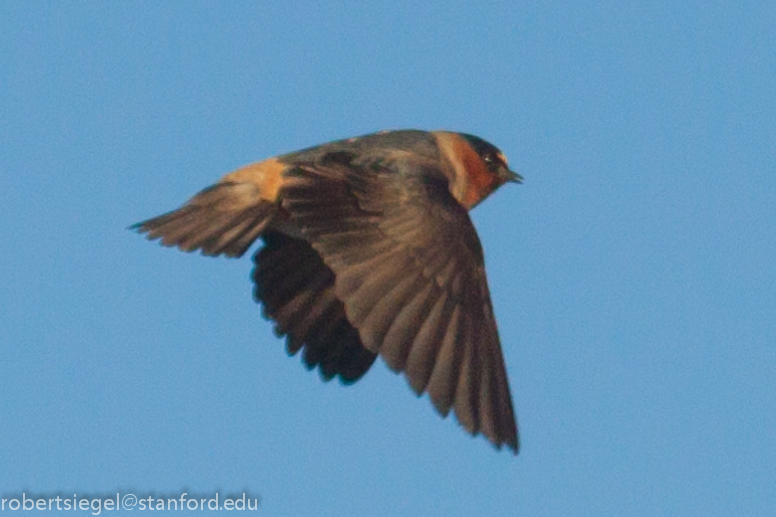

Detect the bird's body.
[{"left": 133, "top": 129, "right": 522, "bottom": 453}]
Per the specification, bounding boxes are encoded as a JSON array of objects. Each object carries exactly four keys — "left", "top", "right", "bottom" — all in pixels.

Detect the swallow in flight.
[{"left": 133, "top": 129, "right": 523, "bottom": 453}]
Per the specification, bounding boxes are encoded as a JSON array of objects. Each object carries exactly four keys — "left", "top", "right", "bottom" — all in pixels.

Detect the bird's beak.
[{"left": 500, "top": 168, "right": 523, "bottom": 184}]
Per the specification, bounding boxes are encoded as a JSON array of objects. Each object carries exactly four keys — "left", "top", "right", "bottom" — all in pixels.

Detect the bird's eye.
[{"left": 483, "top": 153, "right": 504, "bottom": 170}]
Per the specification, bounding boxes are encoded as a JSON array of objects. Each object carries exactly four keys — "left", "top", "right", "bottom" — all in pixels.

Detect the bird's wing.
[
  {"left": 279, "top": 152, "right": 519, "bottom": 453},
  {"left": 253, "top": 230, "right": 377, "bottom": 384}
]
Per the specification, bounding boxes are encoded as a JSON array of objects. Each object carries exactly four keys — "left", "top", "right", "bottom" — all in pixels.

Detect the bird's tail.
[{"left": 131, "top": 182, "right": 276, "bottom": 257}]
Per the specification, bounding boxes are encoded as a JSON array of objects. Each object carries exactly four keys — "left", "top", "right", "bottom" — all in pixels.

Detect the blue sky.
[{"left": 2, "top": 2, "right": 774, "bottom": 515}]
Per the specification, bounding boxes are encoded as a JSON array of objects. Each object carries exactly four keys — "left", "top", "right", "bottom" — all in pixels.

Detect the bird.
[{"left": 132, "top": 129, "right": 523, "bottom": 453}]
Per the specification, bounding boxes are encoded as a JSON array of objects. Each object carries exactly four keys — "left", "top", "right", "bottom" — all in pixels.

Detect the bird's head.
[{"left": 434, "top": 131, "right": 522, "bottom": 209}]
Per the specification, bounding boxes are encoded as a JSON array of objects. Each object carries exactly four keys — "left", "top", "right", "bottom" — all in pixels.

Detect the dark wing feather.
[
  {"left": 253, "top": 231, "right": 377, "bottom": 384},
  {"left": 280, "top": 157, "right": 519, "bottom": 453},
  {"left": 133, "top": 178, "right": 377, "bottom": 383}
]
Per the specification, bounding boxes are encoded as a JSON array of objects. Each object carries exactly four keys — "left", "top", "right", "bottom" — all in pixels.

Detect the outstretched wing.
[
  {"left": 132, "top": 179, "right": 379, "bottom": 384},
  {"left": 253, "top": 230, "right": 377, "bottom": 384},
  {"left": 280, "top": 152, "right": 519, "bottom": 453}
]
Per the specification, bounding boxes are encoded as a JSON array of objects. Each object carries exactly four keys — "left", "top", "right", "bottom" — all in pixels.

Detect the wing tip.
[
  {"left": 466, "top": 417, "right": 520, "bottom": 456},
  {"left": 419, "top": 379, "right": 520, "bottom": 455}
]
